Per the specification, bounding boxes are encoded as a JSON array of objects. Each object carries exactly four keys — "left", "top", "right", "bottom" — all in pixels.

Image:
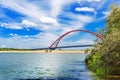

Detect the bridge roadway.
[{"left": 30, "top": 44, "right": 93, "bottom": 50}]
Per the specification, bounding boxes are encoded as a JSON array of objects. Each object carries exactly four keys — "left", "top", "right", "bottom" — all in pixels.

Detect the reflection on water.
[{"left": 0, "top": 53, "right": 93, "bottom": 80}]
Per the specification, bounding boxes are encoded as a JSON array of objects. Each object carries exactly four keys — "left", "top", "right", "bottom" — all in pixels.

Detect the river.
[{"left": 0, "top": 53, "right": 93, "bottom": 80}]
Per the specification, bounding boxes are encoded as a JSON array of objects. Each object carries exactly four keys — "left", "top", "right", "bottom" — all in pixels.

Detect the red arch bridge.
[{"left": 31, "top": 30, "right": 105, "bottom": 50}]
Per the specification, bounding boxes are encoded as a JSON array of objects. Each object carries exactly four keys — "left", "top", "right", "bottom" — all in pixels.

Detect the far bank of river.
[{"left": 0, "top": 50, "right": 86, "bottom": 53}]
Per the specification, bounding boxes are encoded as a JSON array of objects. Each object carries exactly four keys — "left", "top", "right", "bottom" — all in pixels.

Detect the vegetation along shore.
[{"left": 85, "top": 5, "right": 120, "bottom": 79}]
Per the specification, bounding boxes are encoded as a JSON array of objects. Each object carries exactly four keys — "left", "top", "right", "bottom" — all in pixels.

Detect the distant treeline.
[{"left": 0, "top": 48, "right": 28, "bottom": 51}]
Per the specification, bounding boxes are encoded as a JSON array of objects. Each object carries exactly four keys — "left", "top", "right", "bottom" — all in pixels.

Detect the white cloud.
[
  {"left": 93, "top": 0, "right": 108, "bottom": 10},
  {"left": 0, "top": 0, "right": 93, "bottom": 31},
  {"left": 77, "top": 15, "right": 94, "bottom": 23},
  {"left": 22, "top": 20, "right": 36, "bottom": 27},
  {"left": 0, "top": 32, "right": 96, "bottom": 49},
  {"left": 63, "top": 12, "right": 93, "bottom": 24},
  {"left": 39, "top": 17, "right": 59, "bottom": 26},
  {"left": 75, "top": 0, "right": 101, "bottom": 3},
  {"left": 0, "top": 0, "right": 46, "bottom": 21},
  {"left": 9, "top": 33, "right": 18, "bottom": 36},
  {"left": 0, "top": 0, "right": 97, "bottom": 49},
  {"left": 102, "top": 11, "right": 110, "bottom": 16},
  {"left": 87, "top": 0, "right": 101, "bottom": 2},
  {"left": 0, "top": 20, "right": 37, "bottom": 29},
  {"left": 0, "top": 32, "right": 59, "bottom": 49},
  {"left": 0, "top": 0, "right": 73, "bottom": 22},
  {"left": 1, "top": 23, "right": 22, "bottom": 29},
  {"left": 50, "top": 0, "right": 73, "bottom": 17},
  {"left": 75, "top": 7, "right": 95, "bottom": 12}
]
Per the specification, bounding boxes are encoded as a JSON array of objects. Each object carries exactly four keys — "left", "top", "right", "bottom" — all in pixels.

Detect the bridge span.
[
  {"left": 30, "top": 29, "right": 105, "bottom": 50},
  {"left": 49, "top": 29, "right": 105, "bottom": 50},
  {"left": 31, "top": 44, "right": 93, "bottom": 50}
]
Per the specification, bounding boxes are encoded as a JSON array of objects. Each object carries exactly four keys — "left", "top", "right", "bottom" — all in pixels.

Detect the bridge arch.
[{"left": 49, "top": 30, "right": 105, "bottom": 49}]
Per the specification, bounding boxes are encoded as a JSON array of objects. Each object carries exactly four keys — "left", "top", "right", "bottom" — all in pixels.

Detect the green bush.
[{"left": 86, "top": 5, "right": 120, "bottom": 76}]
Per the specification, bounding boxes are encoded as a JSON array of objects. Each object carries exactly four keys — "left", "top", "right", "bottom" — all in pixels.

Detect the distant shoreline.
[{"left": 0, "top": 50, "right": 85, "bottom": 53}]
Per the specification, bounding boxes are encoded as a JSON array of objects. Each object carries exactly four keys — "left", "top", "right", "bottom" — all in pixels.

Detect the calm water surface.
[{"left": 0, "top": 53, "right": 93, "bottom": 80}]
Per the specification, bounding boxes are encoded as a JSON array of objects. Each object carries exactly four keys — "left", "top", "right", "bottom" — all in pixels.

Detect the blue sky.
[{"left": 0, "top": 0, "right": 120, "bottom": 49}]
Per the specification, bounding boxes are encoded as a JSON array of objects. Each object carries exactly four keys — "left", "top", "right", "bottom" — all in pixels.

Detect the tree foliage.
[{"left": 86, "top": 5, "right": 120, "bottom": 76}]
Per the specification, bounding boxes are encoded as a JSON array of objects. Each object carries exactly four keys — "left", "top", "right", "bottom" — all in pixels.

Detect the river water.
[{"left": 0, "top": 53, "right": 93, "bottom": 80}]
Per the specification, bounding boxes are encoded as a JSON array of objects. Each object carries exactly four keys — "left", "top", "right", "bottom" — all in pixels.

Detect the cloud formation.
[
  {"left": 0, "top": 0, "right": 118, "bottom": 49},
  {"left": 1, "top": 23, "right": 22, "bottom": 29},
  {"left": 22, "top": 20, "right": 36, "bottom": 27},
  {"left": 75, "top": 7, "right": 95, "bottom": 12},
  {"left": 39, "top": 17, "right": 59, "bottom": 26},
  {"left": 87, "top": 0, "right": 101, "bottom": 2}
]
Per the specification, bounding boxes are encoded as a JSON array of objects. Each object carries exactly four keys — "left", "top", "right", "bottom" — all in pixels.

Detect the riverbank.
[{"left": 0, "top": 50, "right": 85, "bottom": 53}]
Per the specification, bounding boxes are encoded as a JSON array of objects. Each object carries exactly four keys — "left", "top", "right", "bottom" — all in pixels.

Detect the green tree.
[
  {"left": 86, "top": 5, "right": 120, "bottom": 76},
  {"left": 106, "top": 4, "right": 120, "bottom": 33}
]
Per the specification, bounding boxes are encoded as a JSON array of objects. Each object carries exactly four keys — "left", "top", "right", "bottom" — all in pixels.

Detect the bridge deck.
[{"left": 30, "top": 44, "right": 93, "bottom": 50}]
